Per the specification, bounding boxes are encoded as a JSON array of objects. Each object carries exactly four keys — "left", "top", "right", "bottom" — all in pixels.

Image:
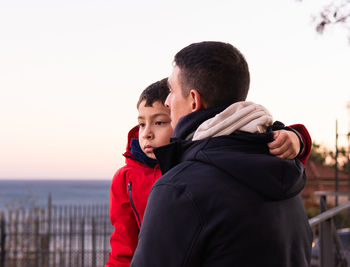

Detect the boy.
[{"left": 105, "top": 78, "right": 311, "bottom": 267}]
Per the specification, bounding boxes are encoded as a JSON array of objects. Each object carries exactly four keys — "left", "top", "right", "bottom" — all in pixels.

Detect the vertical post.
[
  {"left": 63, "top": 206, "right": 67, "bottom": 267},
  {"left": 26, "top": 209, "right": 32, "bottom": 266},
  {"left": 347, "top": 101, "right": 350, "bottom": 200},
  {"left": 335, "top": 120, "right": 339, "bottom": 207},
  {"left": 34, "top": 217, "right": 39, "bottom": 267},
  {"left": 348, "top": 132, "right": 350, "bottom": 199},
  {"left": 47, "top": 193, "right": 52, "bottom": 266},
  {"left": 7, "top": 210, "right": 12, "bottom": 260},
  {"left": 319, "top": 194, "right": 335, "bottom": 267},
  {"left": 69, "top": 217, "right": 73, "bottom": 267},
  {"left": 319, "top": 194, "right": 327, "bottom": 213},
  {"left": 53, "top": 205, "right": 57, "bottom": 267},
  {"left": 320, "top": 219, "right": 335, "bottom": 267},
  {"left": 92, "top": 217, "right": 96, "bottom": 267},
  {"left": 13, "top": 210, "right": 19, "bottom": 267},
  {"left": 0, "top": 212, "right": 6, "bottom": 267},
  {"left": 80, "top": 218, "right": 85, "bottom": 267},
  {"left": 103, "top": 207, "right": 108, "bottom": 264},
  {"left": 58, "top": 206, "right": 63, "bottom": 266}
]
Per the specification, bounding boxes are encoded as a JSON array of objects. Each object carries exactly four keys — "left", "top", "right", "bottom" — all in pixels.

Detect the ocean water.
[{"left": 0, "top": 179, "right": 111, "bottom": 210}]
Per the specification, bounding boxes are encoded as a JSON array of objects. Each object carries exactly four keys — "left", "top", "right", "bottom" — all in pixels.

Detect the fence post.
[
  {"left": 103, "top": 207, "right": 109, "bottom": 264},
  {"left": 92, "top": 217, "right": 96, "bottom": 267},
  {"left": 13, "top": 210, "right": 19, "bottom": 267},
  {"left": 0, "top": 212, "right": 6, "bottom": 267},
  {"left": 319, "top": 194, "right": 335, "bottom": 267},
  {"left": 80, "top": 218, "right": 85, "bottom": 267},
  {"left": 52, "top": 205, "right": 57, "bottom": 267},
  {"left": 69, "top": 217, "right": 73, "bottom": 267},
  {"left": 46, "top": 193, "right": 52, "bottom": 266},
  {"left": 34, "top": 217, "right": 40, "bottom": 267},
  {"left": 27, "top": 209, "right": 32, "bottom": 266},
  {"left": 320, "top": 219, "right": 336, "bottom": 267}
]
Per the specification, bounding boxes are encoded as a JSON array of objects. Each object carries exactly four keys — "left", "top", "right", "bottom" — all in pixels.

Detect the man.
[{"left": 131, "top": 41, "right": 312, "bottom": 267}]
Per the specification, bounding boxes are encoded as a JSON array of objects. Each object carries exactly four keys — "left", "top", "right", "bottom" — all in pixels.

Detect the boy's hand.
[{"left": 268, "top": 130, "right": 300, "bottom": 159}]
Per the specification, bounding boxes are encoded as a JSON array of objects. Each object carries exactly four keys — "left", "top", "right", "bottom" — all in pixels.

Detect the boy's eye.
[
  {"left": 139, "top": 123, "right": 145, "bottom": 128},
  {"left": 155, "top": 121, "right": 166, "bottom": 126}
]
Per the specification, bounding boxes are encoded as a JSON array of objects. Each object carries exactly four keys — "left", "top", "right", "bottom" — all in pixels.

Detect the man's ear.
[{"left": 189, "top": 89, "right": 205, "bottom": 111}]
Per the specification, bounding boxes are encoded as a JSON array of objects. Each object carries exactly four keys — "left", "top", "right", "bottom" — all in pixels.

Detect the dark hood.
[
  {"left": 155, "top": 133, "right": 305, "bottom": 200},
  {"left": 123, "top": 125, "right": 139, "bottom": 158},
  {"left": 154, "top": 108, "right": 305, "bottom": 201}
]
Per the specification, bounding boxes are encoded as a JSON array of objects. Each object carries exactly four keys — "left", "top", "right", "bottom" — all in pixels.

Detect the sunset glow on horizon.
[{"left": 1, "top": 0, "right": 350, "bottom": 179}]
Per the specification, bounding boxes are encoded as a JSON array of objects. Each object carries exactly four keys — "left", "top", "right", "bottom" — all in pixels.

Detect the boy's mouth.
[{"left": 144, "top": 145, "right": 154, "bottom": 153}]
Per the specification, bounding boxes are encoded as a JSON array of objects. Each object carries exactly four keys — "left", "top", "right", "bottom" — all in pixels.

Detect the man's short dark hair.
[
  {"left": 137, "top": 78, "right": 169, "bottom": 108},
  {"left": 174, "top": 41, "right": 250, "bottom": 108}
]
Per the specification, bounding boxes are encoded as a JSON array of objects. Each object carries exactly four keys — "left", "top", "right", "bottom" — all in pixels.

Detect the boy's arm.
[
  {"left": 105, "top": 170, "right": 139, "bottom": 267},
  {"left": 268, "top": 124, "right": 312, "bottom": 166},
  {"left": 288, "top": 124, "right": 312, "bottom": 165}
]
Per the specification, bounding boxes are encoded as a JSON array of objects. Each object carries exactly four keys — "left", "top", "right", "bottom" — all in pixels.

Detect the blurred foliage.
[
  {"left": 314, "top": 0, "right": 350, "bottom": 35},
  {"left": 310, "top": 141, "right": 349, "bottom": 173},
  {"left": 310, "top": 142, "right": 328, "bottom": 164},
  {"left": 306, "top": 206, "right": 320, "bottom": 218},
  {"left": 336, "top": 210, "right": 350, "bottom": 228},
  {"left": 300, "top": 0, "right": 350, "bottom": 43}
]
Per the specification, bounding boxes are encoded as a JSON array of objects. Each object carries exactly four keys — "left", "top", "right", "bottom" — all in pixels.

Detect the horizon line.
[{"left": 0, "top": 177, "right": 111, "bottom": 180}]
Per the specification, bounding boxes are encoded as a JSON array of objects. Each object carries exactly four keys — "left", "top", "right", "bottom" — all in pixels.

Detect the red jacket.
[
  {"left": 105, "top": 124, "right": 311, "bottom": 267},
  {"left": 289, "top": 124, "right": 312, "bottom": 165},
  {"left": 105, "top": 126, "right": 162, "bottom": 267}
]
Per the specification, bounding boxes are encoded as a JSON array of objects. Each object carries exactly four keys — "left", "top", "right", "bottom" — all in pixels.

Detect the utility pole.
[
  {"left": 335, "top": 119, "right": 339, "bottom": 207},
  {"left": 347, "top": 101, "right": 350, "bottom": 198}
]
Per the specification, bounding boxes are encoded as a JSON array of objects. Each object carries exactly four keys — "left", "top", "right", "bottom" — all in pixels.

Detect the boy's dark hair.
[
  {"left": 174, "top": 41, "right": 250, "bottom": 108},
  {"left": 136, "top": 78, "right": 169, "bottom": 108}
]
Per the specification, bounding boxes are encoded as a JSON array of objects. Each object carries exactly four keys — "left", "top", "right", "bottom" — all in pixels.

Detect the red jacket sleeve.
[
  {"left": 105, "top": 169, "right": 139, "bottom": 267},
  {"left": 289, "top": 124, "right": 312, "bottom": 166}
]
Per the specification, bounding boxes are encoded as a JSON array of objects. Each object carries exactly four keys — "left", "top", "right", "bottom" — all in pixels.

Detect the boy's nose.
[{"left": 142, "top": 128, "right": 154, "bottom": 139}]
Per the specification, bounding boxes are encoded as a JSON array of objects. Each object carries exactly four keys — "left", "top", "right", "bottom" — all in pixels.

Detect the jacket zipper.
[{"left": 128, "top": 181, "right": 141, "bottom": 227}]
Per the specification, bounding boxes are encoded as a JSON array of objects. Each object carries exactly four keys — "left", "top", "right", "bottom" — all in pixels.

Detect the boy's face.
[{"left": 138, "top": 100, "right": 173, "bottom": 159}]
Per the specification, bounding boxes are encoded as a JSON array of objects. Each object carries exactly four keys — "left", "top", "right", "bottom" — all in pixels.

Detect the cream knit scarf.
[{"left": 192, "top": 101, "right": 273, "bottom": 141}]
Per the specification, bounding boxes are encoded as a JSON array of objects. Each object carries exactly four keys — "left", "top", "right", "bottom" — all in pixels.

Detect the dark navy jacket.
[{"left": 131, "top": 108, "right": 313, "bottom": 267}]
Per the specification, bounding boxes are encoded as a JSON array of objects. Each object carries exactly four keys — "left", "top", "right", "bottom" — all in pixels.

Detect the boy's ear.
[{"left": 189, "top": 89, "right": 205, "bottom": 111}]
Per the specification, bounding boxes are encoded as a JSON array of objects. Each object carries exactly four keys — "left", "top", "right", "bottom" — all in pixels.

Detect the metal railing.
[
  {"left": 309, "top": 191, "right": 350, "bottom": 267},
  {"left": 3, "top": 191, "right": 350, "bottom": 267},
  {"left": 0, "top": 196, "right": 113, "bottom": 267}
]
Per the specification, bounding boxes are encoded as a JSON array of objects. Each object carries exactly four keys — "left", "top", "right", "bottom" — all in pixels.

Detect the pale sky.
[{"left": 1, "top": 0, "right": 350, "bottom": 179}]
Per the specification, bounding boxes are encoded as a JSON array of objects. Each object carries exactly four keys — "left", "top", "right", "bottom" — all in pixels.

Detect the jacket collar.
[
  {"left": 192, "top": 101, "right": 273, "bottom": 140},
  {"left": 155, "top": 103, "right": 277, "bottom": 174},
  {"left": 130, "top": 138, "right": 158, "bottom": 168},
  {"left": 123, "top": 125, "right": 159, "bottom": 168},
  {"left": 172, "top": 105, "right": 228, "bottom": 140}
]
